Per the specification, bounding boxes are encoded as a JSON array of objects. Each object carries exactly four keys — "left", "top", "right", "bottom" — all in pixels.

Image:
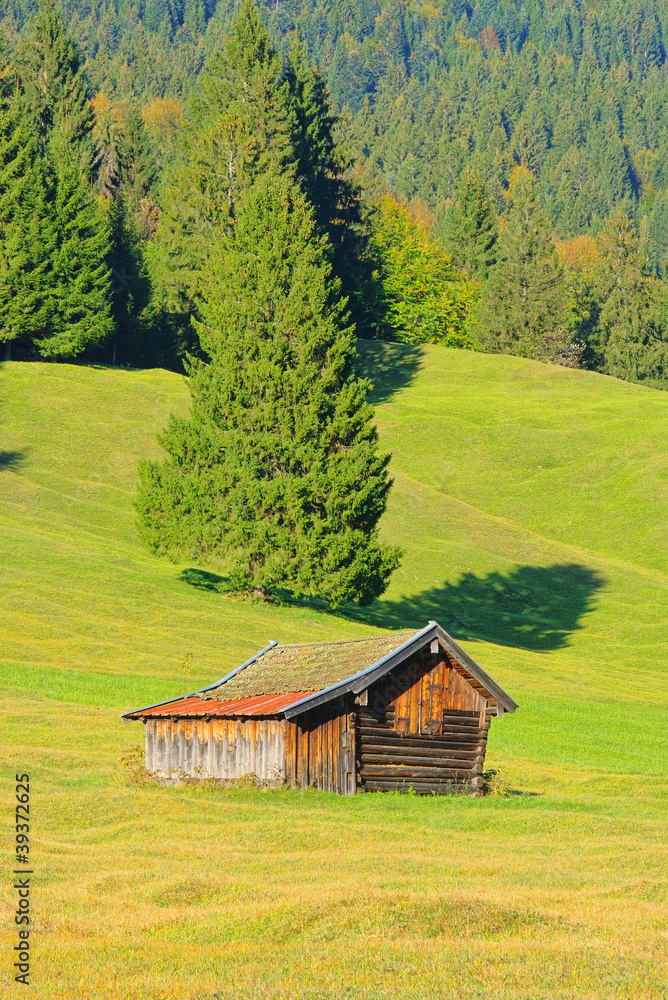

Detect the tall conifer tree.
[
  {"left": 20, "top": 0, "right": 95, "bottom": 165},
  {"left": 38, "top": 145, "right": 114, "bottom": 357},
  {"left": 154, "top": 3, "right": 368, "bottom": 334},
  {"left": 137, "top": 3, "right": 400, "bottom": 605},
  {"left": 153, "top": 0, "right": 293, "bottom": 318},
  {"left": 440, "top": 170, "right": 499, "bottom": 281},
  {"left": 17, "top": 0, "right": 113, "bottom": 358},
  {"left": 120, "top": 103, "right": 158, "bottom": 215},
  {"left": 0, "top": 68, "right": 52, "bottom": 359},
  {"left": 287, "top": 43, "right": 368, "bottom": 317},
  {"left": 590, "top": 211, "right": 668, "bottom": 384},
  {"left": 478, "top": 169, "right": 573, "bottom": 362}
]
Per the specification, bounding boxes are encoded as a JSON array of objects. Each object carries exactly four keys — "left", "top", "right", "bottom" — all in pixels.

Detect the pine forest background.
[
  {"left": 4, "top": 0, "right": 668, "bottom": 384},
  {"left": 39, "top": 0, "right": 668, "bottom": 243}
]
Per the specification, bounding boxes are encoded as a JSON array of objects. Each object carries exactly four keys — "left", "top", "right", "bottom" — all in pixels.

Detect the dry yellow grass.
[{"left": 3, "top": 696, "right": 668, "bottom": 999}]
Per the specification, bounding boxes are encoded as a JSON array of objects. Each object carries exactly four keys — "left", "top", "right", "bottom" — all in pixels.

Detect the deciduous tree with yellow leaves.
[{"left": 366, "top": 194, "right": 477, "bottom": 346}]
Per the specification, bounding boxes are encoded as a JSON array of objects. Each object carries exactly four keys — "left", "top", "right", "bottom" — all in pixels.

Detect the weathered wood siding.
[
  {"left": 387, "top": 649, "right": 487, "bottom": 731},
  {"left": 356, "top": 646, "right": 490, "bottom": 794},
  {"left": 145, "top": 717, "right": 286, "bottom": 783},
  {"left": 144, "top": 708, "right": 356, "bottom": 793},
  {"left": 284, "top": 703, "right": 356, "bottom": 795}
]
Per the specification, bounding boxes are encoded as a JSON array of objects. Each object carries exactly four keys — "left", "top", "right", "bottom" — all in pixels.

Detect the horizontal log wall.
[
  {"left": 356, "top": 706, "right": 489, "bottom": 794},
  {"left": 357, "top": 647, "right": 491, "bottom": 794},
  {"left": 145, "top": 717, "right": 286, "bottom": 783}
]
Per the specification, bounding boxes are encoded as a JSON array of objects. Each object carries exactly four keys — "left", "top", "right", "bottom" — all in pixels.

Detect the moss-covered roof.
[{"left": 202, "top": 630, "right": 420, "bottom": 700}]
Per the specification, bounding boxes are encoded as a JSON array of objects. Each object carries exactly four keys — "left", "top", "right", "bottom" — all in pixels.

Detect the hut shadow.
[
  {"left": 0, "top": 450, "right": 25, "bottom": 471},
  {"left": 356, "top": 339, "right": 423, "bottom": 404},
  {"left": 341, "top": 563, "right": 604, "bottom": 652}
]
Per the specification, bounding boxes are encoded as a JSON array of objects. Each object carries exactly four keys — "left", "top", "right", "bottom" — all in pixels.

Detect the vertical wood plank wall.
[
  {"left": 144, "top": 708, "right": 356, "bottom": 794},
  {"left": 284, "top": 703, "right": 356, "bottom": 794},
  {"left": 145, "top": 717, "right": 286, "bottom": 783}
]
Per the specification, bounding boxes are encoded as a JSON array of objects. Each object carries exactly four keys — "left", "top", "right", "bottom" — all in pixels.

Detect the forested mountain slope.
[
  {"left": 4, "top": 0, "right": 668, "bottom": 255},
  {"left": 3, "top": 0, "right": 668, "bottom": 386}
]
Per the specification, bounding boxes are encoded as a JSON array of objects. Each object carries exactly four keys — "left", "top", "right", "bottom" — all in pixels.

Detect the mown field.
[{"left": 1, "top": 345, "right": 668, "bottom": 999}]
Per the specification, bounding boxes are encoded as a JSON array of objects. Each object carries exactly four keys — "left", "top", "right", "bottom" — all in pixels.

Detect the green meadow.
[{"left": 1, "top": 345, "right": 667, "bottom": 998}]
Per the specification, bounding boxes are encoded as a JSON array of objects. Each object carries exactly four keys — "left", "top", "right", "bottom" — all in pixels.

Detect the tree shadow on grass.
[
  {"left": 356, "top": 339, "right": 424, "bottom": 404},
  {"left": 180, "top": 562, "right": 603, "bottom": 654},
  {"left": 340, "top": 563, "right": 605, "bottom": 652},
  {"left": 0, "top": 450, "right": 25, "bottom": 471},
  {"left": 180, "top": 568, "right": 230, "bottom": 592}
]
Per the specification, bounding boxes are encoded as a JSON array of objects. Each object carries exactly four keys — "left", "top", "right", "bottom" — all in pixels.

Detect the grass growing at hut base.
[{"left": 1, "top": 350, "right": 668, "bottom": 998}]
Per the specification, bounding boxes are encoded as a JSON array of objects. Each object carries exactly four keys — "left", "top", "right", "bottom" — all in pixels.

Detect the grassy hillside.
[
  {"left": 1, "top": 348, "right": 668, "bottom": 999},
  {"left": 0, "top": 361, "right": 371, "bottom": 701}
]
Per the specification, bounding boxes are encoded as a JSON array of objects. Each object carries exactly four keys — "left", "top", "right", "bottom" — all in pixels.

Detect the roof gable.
[{"left": 279, "top": 623, "right": 518, "bottom": 718}]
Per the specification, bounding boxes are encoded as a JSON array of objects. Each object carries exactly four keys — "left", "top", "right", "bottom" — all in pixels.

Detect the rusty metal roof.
[
  {"left": 125, "top": 691, "right": 318, "bottom": 720},
  {"left": 121, "top": 630, "right": 422, "bottom": 722}
]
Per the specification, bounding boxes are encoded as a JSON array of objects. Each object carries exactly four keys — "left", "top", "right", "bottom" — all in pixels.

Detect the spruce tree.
[
  {"left": 20, "top": 0, "right": 95, "bottom": 167},
  {"left": 106, "top": 193, "right": 153, "bottom": 366},
  {"left": 119, "top": 102, "right": 158, "bottom": 215},
  {"left": 102, "top": 99, "right": 160, "bottom": 366},
  {"left": 287, "top": 42, "right": 369, "bottom": 329},
  {"left": 153, "top": 0, "right": 293, "bottom": 317},
  {"left": 90, "top": 92, "right": 124, "bottom": 197},
  {"left": 37, "top": 140, "right": 114, "bottom": 357},
  {"left": 439, "top": 169, "right": 499, "bottom": 281},
  {"left": 0, "top": 73, "right": 52, "bottom": 360},
  {"left": 287, "top": 45, "right": 355, "bottom": 240},
  {"left": 143, "top": 0, "right": 168, "bottom": 34},
  {"left": 17, "top": 0, "right": 114, "bottom": 358},
  {"left": 184, "top": 0, "right": 205, "bottom": 35},
  {"left": 590, "top": 211, "right": 668, "bottom": 384},
  {"left": 478, "top": 169, "right": 573, "bottom": 362},
  {"left": 137, "top": 170, "right": 400, "bottom": 605}
]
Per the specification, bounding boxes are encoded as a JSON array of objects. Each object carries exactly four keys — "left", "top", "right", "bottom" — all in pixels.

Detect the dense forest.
[
  {"left": 2, "top": 0, "right": 668, "bottom": 386},
  {"left": 3, "top": 0, "right": 666, "bottom": 244}
]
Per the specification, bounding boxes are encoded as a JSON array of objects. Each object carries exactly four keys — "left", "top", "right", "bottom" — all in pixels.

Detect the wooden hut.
[{"left": 122, "top": 621, "right": 518, "bottom": 795}]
